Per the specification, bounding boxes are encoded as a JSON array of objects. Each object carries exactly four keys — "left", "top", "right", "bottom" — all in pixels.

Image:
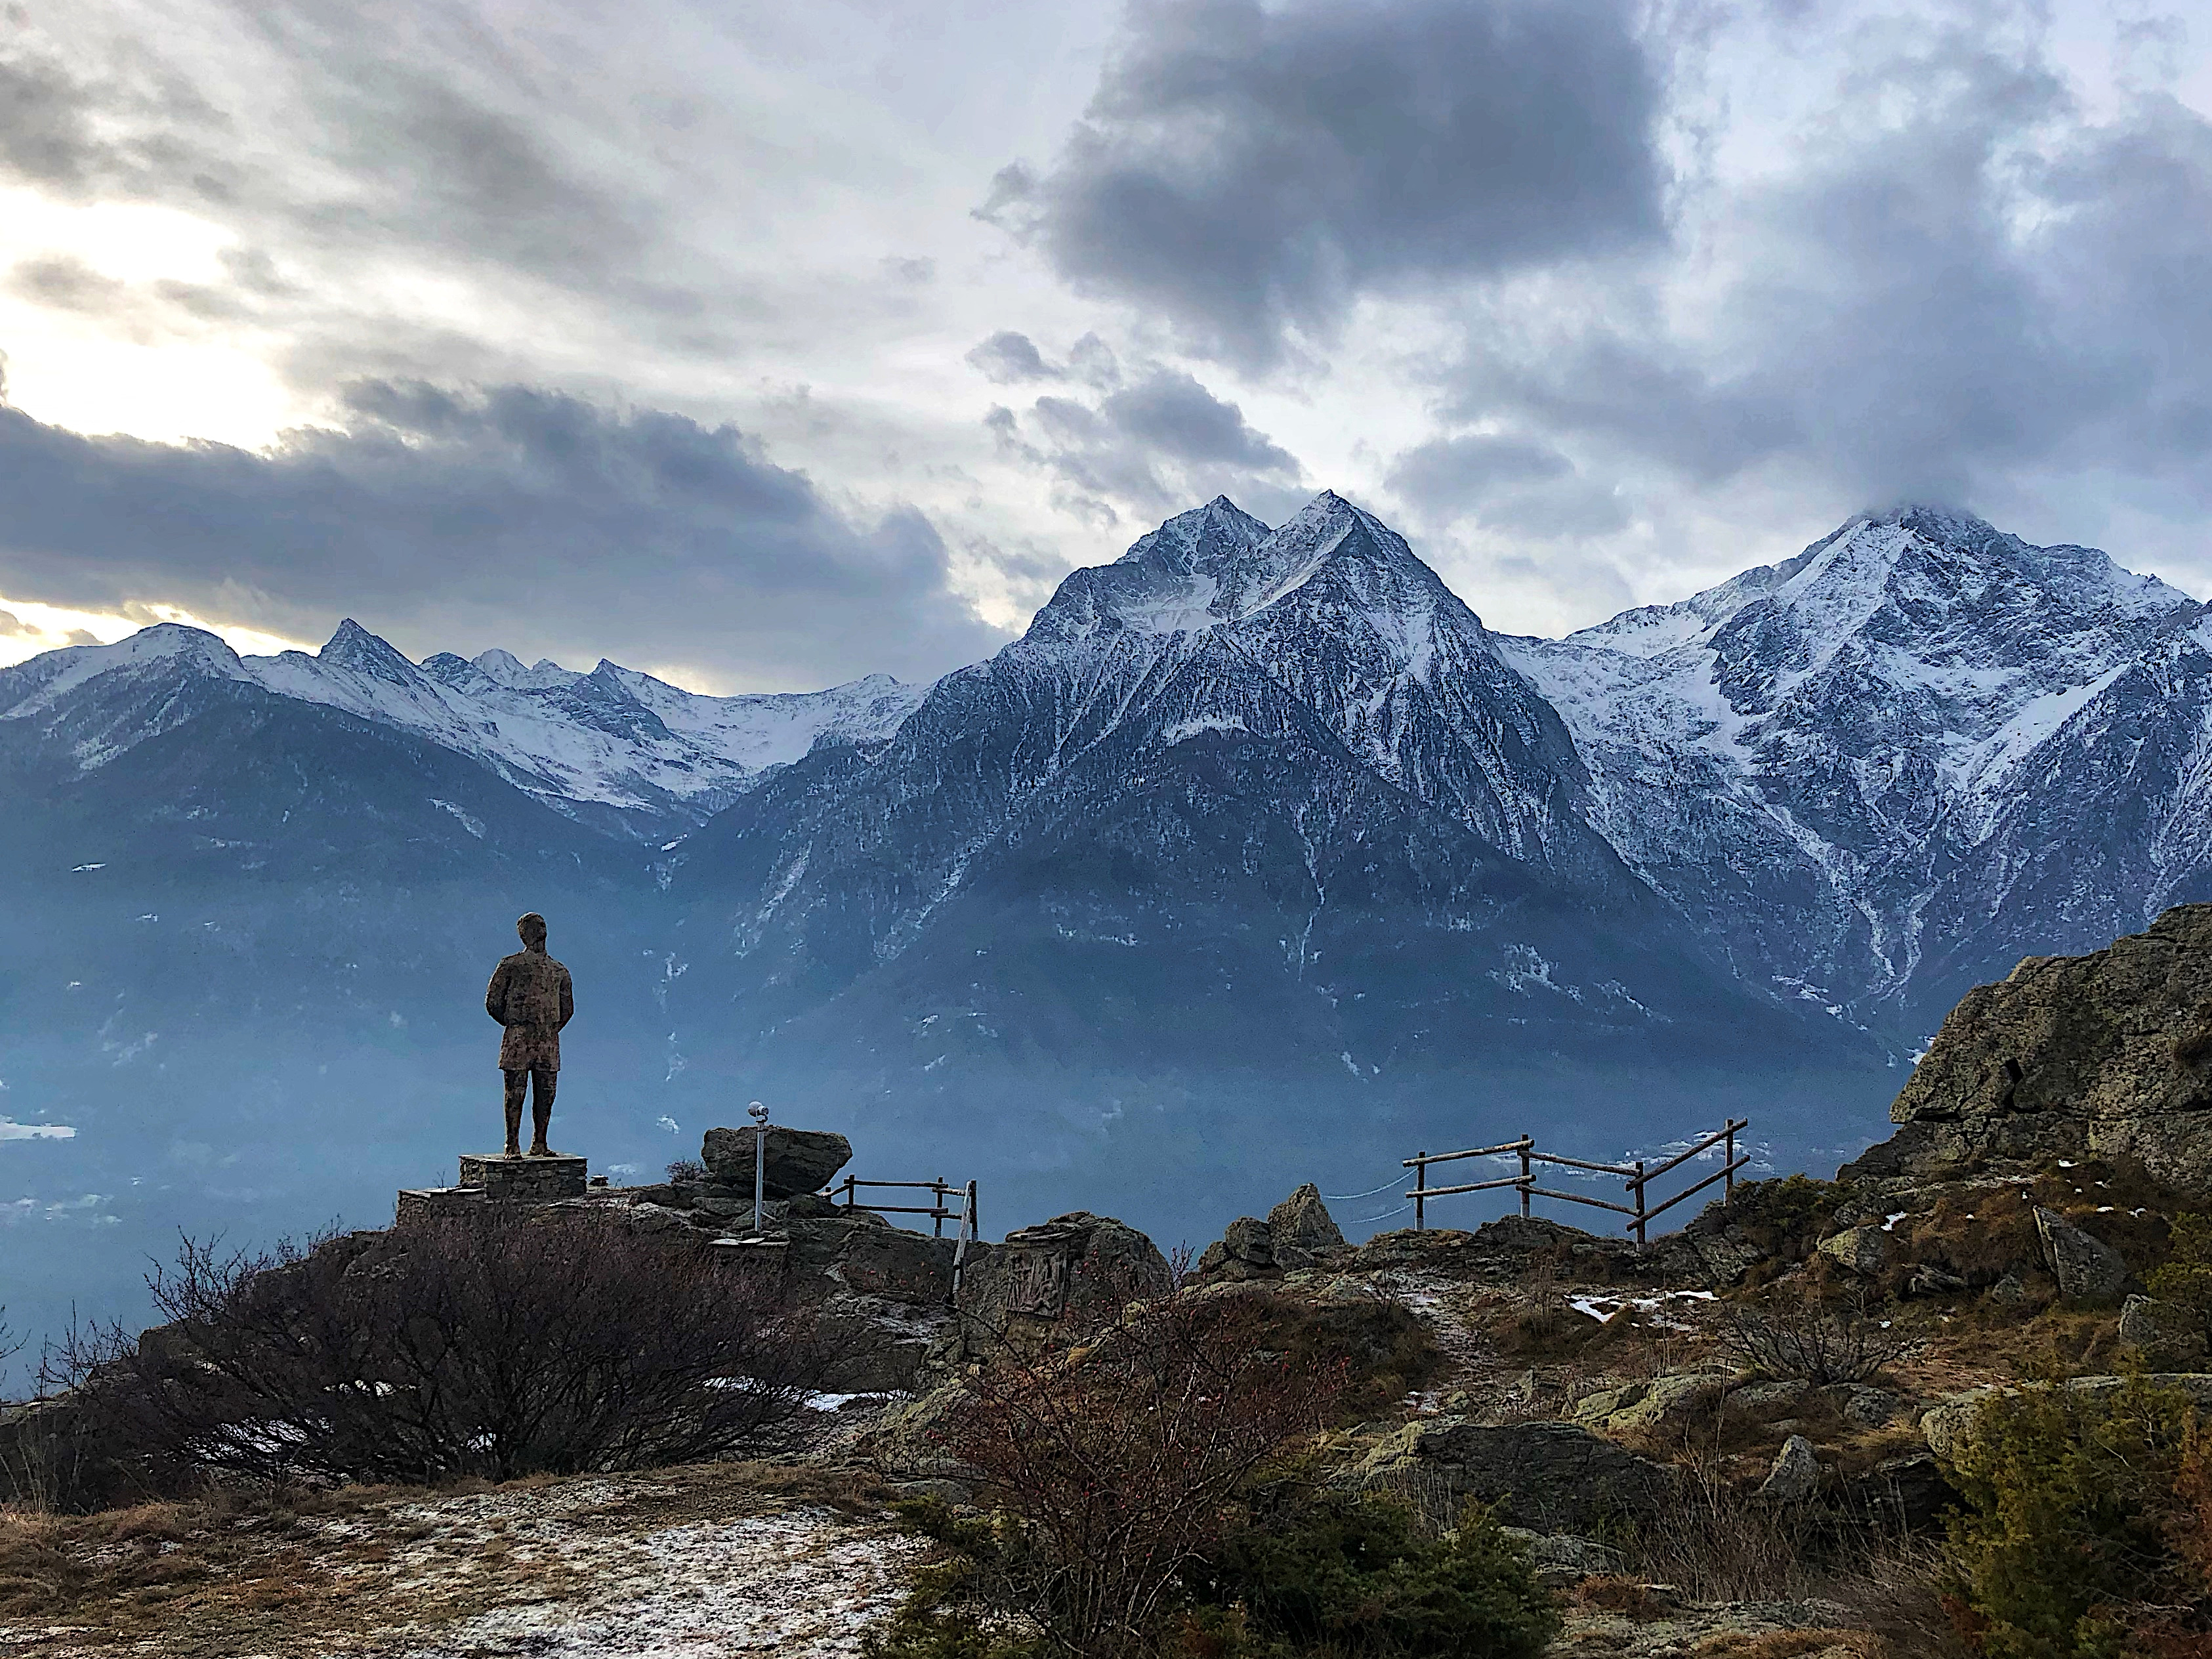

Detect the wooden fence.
[{"left": 1402, "top": 1118, "right": 1748, "bottom": 1245}]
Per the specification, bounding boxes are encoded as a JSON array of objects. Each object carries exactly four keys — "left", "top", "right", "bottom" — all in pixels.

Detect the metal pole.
[
  {"left": 747, "top": 1099, "right": 768, "bottom": 1235},
  {"left": 1519, "top": 1136, "right": 1532, "bottom": 1218},
  {"left": 1415, "top": 1153, "right": 1426, "bottom": 1231}
]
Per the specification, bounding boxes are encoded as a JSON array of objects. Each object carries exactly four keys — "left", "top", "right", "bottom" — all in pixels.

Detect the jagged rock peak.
[
  {"left": 318, "top": 619, "right": 419, "bottom": 680},
  {"left": 1026, "top": 490, "right": 1448, "bottom": 646}
]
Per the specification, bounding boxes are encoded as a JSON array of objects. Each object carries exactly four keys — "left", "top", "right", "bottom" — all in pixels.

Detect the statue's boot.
[
  {"left": 527, "top": 1093, "right": 553, "bottom": 1157},
  {"left": 502, "top": 1082, "right": 525, "bottom": 1158}
]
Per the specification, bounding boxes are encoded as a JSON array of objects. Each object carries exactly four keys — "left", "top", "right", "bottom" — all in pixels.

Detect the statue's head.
[{"left": 517, "top": 912, "right": 548, "bottom": 950}]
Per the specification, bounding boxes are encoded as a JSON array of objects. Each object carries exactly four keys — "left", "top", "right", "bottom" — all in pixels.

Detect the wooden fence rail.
[{"left": 1404, "top": 1118, "right": 1748, "bottom": 1246}]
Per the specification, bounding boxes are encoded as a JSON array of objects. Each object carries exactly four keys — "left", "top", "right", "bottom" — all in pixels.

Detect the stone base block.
[
  {"left": 396, "top": 1185, "right": 490, "bottom": 1225},
  {"left": 457, "top": 1152, "right": 589, "bottom": 1202}
]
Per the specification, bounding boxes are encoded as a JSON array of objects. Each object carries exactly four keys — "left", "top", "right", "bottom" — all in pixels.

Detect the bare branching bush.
[
  {"left": 921, "top": 1286, "right": 1350, "bottom": 1659},
  {"left": 1717, "top": 1283, "right": 1913, "bottom": 1387},
  {"left": 46, "top": 1208, "right": 858, "bottom": 1496}
]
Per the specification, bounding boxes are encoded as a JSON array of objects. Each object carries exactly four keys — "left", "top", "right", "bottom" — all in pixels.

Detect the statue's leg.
[
  {"left": 527, "top": 1066, "right": 556, "bottom": 1156},
  {"left": 502, "top": 1070, "right": 526, "bottom": 1157}
]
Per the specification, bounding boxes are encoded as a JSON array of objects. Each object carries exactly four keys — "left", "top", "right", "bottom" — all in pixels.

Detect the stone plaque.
[{"left": 1004, "top": 1246, "right": 1071, "bottom": 1317}]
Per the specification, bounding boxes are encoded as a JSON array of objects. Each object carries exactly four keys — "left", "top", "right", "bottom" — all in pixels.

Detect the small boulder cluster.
[{"left": 1195, "top": 1182, "right": 1349, "bottom": 1279}]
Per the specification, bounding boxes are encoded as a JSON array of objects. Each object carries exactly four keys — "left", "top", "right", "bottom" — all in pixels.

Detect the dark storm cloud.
[
  {"left": 966, "top": 331, "right": 1063, "bottom": 385},
  {"left": 1451, "top": 40, "right": 2212, "bottom": 516},
  {"left": 0, "top": 379, "right": 1005, "bottom": 687},
  {"left": 983, "top": 0, "right": 1667, "bottom": 368},
  {"left": 988, "top": 362, "right": 1303, "bottom": 526}
]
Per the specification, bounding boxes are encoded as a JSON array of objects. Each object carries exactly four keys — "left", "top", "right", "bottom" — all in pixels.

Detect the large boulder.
[
  {"left": 955, "top": 1211, "right": 1170, "bottom": 1355},
  {"left": 1354, "top": 1418, "right": 1681, "bottom": 1534},
  {"left": 1845, "top": 905, "right": 2212, "bottom": 1186},
  {"left": 2034, "top": 1208, "right": 2134, "bottom": 1303},
  {"left": 701, "top": 1125, "right": 853, "bottom": 1198}
]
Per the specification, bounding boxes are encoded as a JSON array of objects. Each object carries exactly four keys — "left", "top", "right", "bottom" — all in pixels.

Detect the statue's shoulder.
[
  {"left": 495, "top": 950, "right": 531, "bottom": 970},
  {"left": 548, "top": 956, "right": 572, "bottom": 978}
]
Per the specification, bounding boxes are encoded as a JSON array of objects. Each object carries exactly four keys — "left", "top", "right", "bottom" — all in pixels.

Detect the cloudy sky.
[{"left": 3, "top": 0, "right": 2209, "bottom": 691}]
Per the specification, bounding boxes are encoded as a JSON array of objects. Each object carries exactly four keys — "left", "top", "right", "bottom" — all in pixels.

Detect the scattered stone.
[
  {"left": 2034, "top": 1207, "right": 2134, "bottom": 1303},
  {"left": 1354, "top": 1418, "right": 1681, "bottom": 1534},
  {"left": 1759, "top": 1434, "right": 1821, "bottom": 1502},
  {"left": 1908, "top": 1264, "right": 1969, "bottom": 1296},
  {"left": 1815, "top": 1224, "right": 1890, "bottom": 1276},
  {"left": 1266, "top": 1183, "right": 1346, "bottom": 1269},
  {"left": 1726, "top": 1378, "right": 1814, "bottom": 1416},
  {"left": 1989, "top": 1271, "right": 2032, "bottom": 1308},
  {"left": 1827, "top": 1383, "right": 1904, "bottom": 1429},
  {"left": 2121, "top": 1294, "right": 2210, "bottom": 1368},
  {"left": 1839, "top": 1453, "right": 1955, "bottom": 1532},
  {"left": 700, "top": 1125, "right": 854, "bottom": 1199}
]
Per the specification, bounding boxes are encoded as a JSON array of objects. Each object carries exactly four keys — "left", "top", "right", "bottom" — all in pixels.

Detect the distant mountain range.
[{"left": 5, "top": 493, "right": 2208, "bottom": 1370}]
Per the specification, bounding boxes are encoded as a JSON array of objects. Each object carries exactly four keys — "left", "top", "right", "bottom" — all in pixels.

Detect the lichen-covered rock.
[
  {"left": 1759, "top": 1434, "right": 1820, "bottom": 1502},
  {"left": 1845, "top": 905, "right": 2212, "bottom": 1185},
  {"left": 1266, "top": 1183, "right": 1346, "bottom": 1269},
  {"left": 2034, "top": 1207, "right": 2134, "bottom": 1303},
  {"left": 2120, "top": 1295, "right": 2209, "bottom": 1367},
  {"left": 700, "top": 1125, "right": 853, "bottom": 1198},
  {"left": 1572, "top": 1372, "right": 1724, "bottom": 1440},
  {"left": 1816, "top": 1224, "right": 1891, "bottom": 1276},
  {"left": 1354, "top": 1418, "right": 1681, "bottom": 1534}
]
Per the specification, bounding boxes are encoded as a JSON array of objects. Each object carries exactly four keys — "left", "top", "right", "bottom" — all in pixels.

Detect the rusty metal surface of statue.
[{"left": 484, "top": 912, "right": 574, "bottom": 1157}]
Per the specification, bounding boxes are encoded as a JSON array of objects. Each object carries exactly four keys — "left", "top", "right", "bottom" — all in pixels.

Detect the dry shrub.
[
  {"left": 1717, "top": 1282, "right": 1913, "bottom": 1388},
  {"left": 45, "top": 1208, "right": 862, "bottom": 1497},
  {"left": 924, "top": 1289, "right": 1350, "bottom": 1658}
]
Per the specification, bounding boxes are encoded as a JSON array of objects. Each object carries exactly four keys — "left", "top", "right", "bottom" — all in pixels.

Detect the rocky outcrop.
[
  {"left": 1266, "top": 1184, "right": 1346, "bottom": 1267},
  {"left": 700, "top": 1125, "right": 854, "bottom": 1198},
  {"left": 1196, "top": 1185, "right": 1349, "bottom": 1280},
  {"left": 1354, "top": 1418, "right": 1682, "bottom": 1534},
  {"left": 954, "top": 1211, "right": 1169, "bottom": 1354},
  {"left": 1846, "top": 906, "right": 2212, "bottom": 1186}
]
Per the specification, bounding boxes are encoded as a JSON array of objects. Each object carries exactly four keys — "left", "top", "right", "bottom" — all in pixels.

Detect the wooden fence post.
[
  {"left": 1632, "top": 1160, "right": 1648, "bottom": 1248},
  {"left": 1519, "top": 1136, "right": 1532, "bottom": 1218},
  {"left": 932, "top": 1179, "right": 948, "bottom": 1238},
  {"left": 1415, "top": 1154, "right": 1427, "bottom": 1232},
  {"left": 1725, "top": 1124, "right": 1738, "bottom": 1199}
]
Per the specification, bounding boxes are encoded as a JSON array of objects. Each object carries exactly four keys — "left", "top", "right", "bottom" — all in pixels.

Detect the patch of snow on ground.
[{"left": 386, "top": 1505, "right": 920, "bottom": 1659}]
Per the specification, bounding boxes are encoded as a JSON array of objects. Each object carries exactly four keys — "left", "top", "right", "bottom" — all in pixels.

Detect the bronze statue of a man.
[{"left": 484, "top": 912, "right": 574, "bottom": 1157}]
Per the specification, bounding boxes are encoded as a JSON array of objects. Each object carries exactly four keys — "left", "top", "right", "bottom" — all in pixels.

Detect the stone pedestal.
[{"left": 458, "top": 1152, "right": 589, "bottom": 1202}]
